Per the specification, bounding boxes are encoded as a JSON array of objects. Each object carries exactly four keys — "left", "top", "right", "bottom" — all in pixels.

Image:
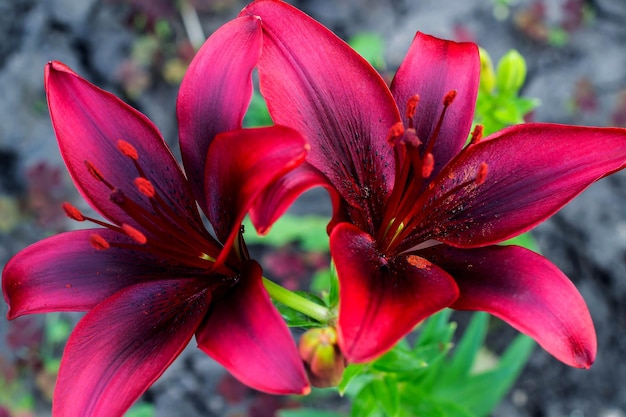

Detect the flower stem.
[{"left": 262, "top": 277, "right": 332, "bottom": 324}]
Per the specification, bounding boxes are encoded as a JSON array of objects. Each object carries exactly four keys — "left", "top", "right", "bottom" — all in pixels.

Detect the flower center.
[
  {"left": 376, "top": 93, "right": 488, "bottom": 254},
  {"left": 62, "top": 140, "right": 232, "bottom": 274}
]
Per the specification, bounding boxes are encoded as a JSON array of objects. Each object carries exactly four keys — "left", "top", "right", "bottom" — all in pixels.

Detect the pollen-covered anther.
[
  {"left": 421, "top": 152, "right": 435, "bottom": 178},
  {"left": 117, "top": 140, "right": 139, "bottom": 160},
  {"left": 469, "top": 124, "right": 484, "bottom": 145},
  {"left": 62, "top": 202, "right": 84, "bottom": 221},
  {"left": 387, "top": 122, "right": 405, "bottom": 143},
  {"left": 403, "top": 128, "right": 421, "bottom": 148},
  {"left": 89, "top": 233, "right": 110, "bottom": 250},
  {"left": 475, "top": 162, "right": 489, "bottom": 185},
  {"left": 443, "top": 89, "right": 457, "bottom": 106},
  {"left": 134, "top": 177, "right": 155, "bottom": 198},
  {"left": 405, "top": 94, "right": 420, "bottom": 122},
  {"left": 121, "top": 223, "right": 147, "bottom": 244}
]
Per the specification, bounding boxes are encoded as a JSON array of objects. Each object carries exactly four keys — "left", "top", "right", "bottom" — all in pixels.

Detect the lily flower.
[
  {"left": 2, "top": 16, "right": 309, "bottom": 417},
  {"left": 242, "top": 0, "right": 626, "bottom": 367}
]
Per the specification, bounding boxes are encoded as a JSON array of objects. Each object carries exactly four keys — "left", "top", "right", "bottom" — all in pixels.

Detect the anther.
[
  {"left": 421, "top": 153, "right": 435, "bottom": 178},
  {"left": 89, "top": 233, "right": 110, "bottom": 250},
  {"left": 403, "top": 128, "right": 421, "bottom": 148},
  {"left": 110, "top": 189, "right": 126, "bottom": 206},
  {"left": 117, "top": 140, "right": 139, "bottom": 160},
  {"left": 85, "top": 160, "right": 105, "bottom": 182},
  {"left": 122, "top": 223, "right": 147, "bottom": 244},
  {"left": 406, "top": 94, "right": 420, "bottom": 126},
  {"left": 62, "top": 202, "right": 85, "bottom": 221},
  {"left": 475, "top": 162, "right": 488, "bottom": 185},
  {"left": 387, "top": 122, "right": 405, "bottom": 143},
  {"left": 469, "top": 124, "right": 484, "bottom": 145},
  {"left": 443, "top": 90, "right": 457, "bottom": 106},
  {"left": 135, "top": 177, "right": 155, "bottom": 198}
]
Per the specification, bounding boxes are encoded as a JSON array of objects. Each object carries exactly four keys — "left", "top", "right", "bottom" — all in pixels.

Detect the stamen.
[
  {"left": 475, "top": 162, "right": 489, "bottom": 185},
  {"left": 443, "top": 90, "right": 457, "bottom": 106},
  {"left": 84, "top": 160, "right": 114, "bottom": 190},
  {"left": 134, "top": 177, "right": 155, "bottom": 198},
  {"left": 117, "top": 140, "right": 139, "bottom": 160},
  {"left": 62, "top": 202, "right": 85, "bottom": 221},
  {"left": 469, "top": 124, "right": 484, "bottom": 145},
  {"left": 406, "top": 94, "right": 420, "bottom": 128},
  {"left": 121, "top": 223, "right": 147, "bottom": 244},
  {"left": 387, "top": 122, "right": 405, "bottom": 143},
  {"left": 421, "top": 153, "right": 435, "bottom": 178},
  {"left": 89, "top": 234, "right": 110, "bottom": 250}
]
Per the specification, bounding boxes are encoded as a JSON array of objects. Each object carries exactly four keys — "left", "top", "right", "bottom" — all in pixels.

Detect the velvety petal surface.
[
  {"left": 242, "top": 0, "right": 400, "bottom": 228},
  {"left": 421, "top": 244, "right": 596, "bottom": 368},
  {"left": 205, "top": 126, "right": 307, "bottom": 266},
  {"left": 177, "top": 15, "right": 262, "bottom": 212},
  {"left": 330, "top": 222, "right": 459, "bottom": 363},
  {"left": 196, "top": 261, "right": 309, "bottom": 395},
  {"left": 390, "top": 32, "right": 479, "bottom": 180},
  {"left": 404, "top": 123, "right": 626, "bottom": 250},
  {"left": 45, "top": 62, "right": 201, "bottom": 232},
  {"left": 2, "top": 229, "right": 174, "bottom": 319},
  {"left": 53, "top": 278, "right": 212, "bottom": 417}
]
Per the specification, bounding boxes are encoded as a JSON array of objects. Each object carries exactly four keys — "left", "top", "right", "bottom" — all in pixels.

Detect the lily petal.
[
  {"left": 421, "top": 244, "right": 596, "bottom": 368},
  {"left": 45, "top": 62, "right": 201, "bottom": 231},
  {"left": 196, "top": 260, "right": 309, "bottom": 395},
  {"left": 390, "top": 32, "right": 479, "bottom": 180},
  {"left": 242, "top": 0, "right": 400, "bottom": 224},
  {"left": 177, "top": 15, "right": 262, "bottom": 212},
  {"left": 53, "top": 278, "right": 211, "bottom": 417},
  {"left": 2, "top": 229, "right": 171, "bottom": 319},
  {"left": 330, "top": 222, "right": 459, "bottom": 363},
  {"left": 407, "top": 123, "right": 626, "bottom": 249},
  {"left": 205, "top": 126, "right": 307, "bottom": 266}
]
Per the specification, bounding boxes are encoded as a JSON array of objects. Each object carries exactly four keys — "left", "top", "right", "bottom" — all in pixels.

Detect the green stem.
[{"left": 262, "top": 277, "right": 332, "bottom": 324}]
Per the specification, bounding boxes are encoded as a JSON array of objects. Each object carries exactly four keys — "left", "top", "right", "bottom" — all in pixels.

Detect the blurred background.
[{"left": 1, "top": 0, "right": 626, "bottom": 416}]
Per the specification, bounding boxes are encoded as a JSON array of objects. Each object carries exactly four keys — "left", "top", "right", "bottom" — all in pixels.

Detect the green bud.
[
  {"left": 299, "top": 327, "right": 345, "bottom": 388},
  {"left": 496, "top": 50, "right": 527, "bottom": 94},
  {"left": 479, "top": 47, "right": 496, "bottom": 93}
]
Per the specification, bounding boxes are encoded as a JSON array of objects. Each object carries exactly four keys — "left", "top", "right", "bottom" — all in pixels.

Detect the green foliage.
[
  {"left": 274, "top": 291, "right": 328, "bottom": 328},
  {"left": 243, "top": 90, "right": 274, "bottom": 127},
  {"left": 124, "top": 402, "right": 155, "bottom": 417},
  {"left": 242, "top": 214, "right": 330, "bottom": 252},
  {"left": 348, "top": 33, "right": 386, "bottom": 70}
]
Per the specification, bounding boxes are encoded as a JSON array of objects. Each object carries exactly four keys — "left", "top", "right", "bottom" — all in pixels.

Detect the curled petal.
[
  {"left": 391, "top": 32, "right": 479, "bottom": 181},
  {"left": 45, "top": 62, "right": 201, "bottom": 231},
  {"left": 421, "top": 244, "right": 596, "bottom": 368},
  {"left": 53, "top": 279, "right": 211, "bottom": 417},
  {"left": 330, "top": 223, "right": 459, "bottom": 363},
  {"left": 2, "top": 230, "right": 174, "bottom": 319},
  {"left": 205, "top": 126, "right": 307, "bottom": 266},
  {"left": 196, "top": 261, "right": 309, "bottom": 395},
  {"left": 407, "top": 123, "right": 626, "bottom": 249},
  {"left": 177, "top": 15, "right": 262, "bottom": 212},
  {"left": 242, "top": 0, "right": 400, "bottom": 222}
]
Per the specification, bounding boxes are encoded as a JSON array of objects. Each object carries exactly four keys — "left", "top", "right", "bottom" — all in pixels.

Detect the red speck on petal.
[{"left": 406, "top": 255, "right": 432, "bottom": 270}]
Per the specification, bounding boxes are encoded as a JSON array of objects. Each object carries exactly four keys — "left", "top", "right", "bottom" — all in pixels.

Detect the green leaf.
[
  {"left": 328, "top": 262, "right": 339, "bottom": 307},
  {"left": 338, "top": 363, "right": 370, "bottom": 396},
  {"left": 372, "top": 345, "right": 428, "bottom": 373},
  {"left": 500, "top": 232, "right": 540, "bottom": 253},
  {"left": 273, "top": 292, "right": 327, "bottom": 328},
  {"left": 279, "top": 409, "right": 347, "bottom": 417},
  {"left": 371, "top": 376, "right": 400, "bottom": 417},
  {"left": 442, "top": 312, "right": 489, "bottom": 383},
  {"left": 124, "top": 403, "right": 155, "bottom": 417},
  {"left": 348, "top": 33, "right": 386, "bottom": 70},
  {"left": 242, "top": 215, "right": 330, "bottom": 251},
  {"left": 243, "top": 91, "right": 273, "bottom": 127}
]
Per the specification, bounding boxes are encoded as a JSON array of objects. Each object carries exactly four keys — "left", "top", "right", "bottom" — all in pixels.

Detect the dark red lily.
[
  {"left": 2, "top": 16, "right": 309, "bottom": 417},
  {"left": 242, "top": 0, "right": 626, "bottom": 367}
]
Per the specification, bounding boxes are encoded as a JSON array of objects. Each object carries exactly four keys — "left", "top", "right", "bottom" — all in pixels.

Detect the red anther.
[
  {"left": 443, "top": 90, "right": 457, "bottom": 106},
  {"left": 475, "top": 162, "right": 488, "bottom": 185},
  {"left": 62, "top": 202, "right": 85, "bottom": 221},
  {"left": 110, "top": 189, "right": 126, "bottom": 205},
  {"left": 134, "top": 177, "right": 155, "bottom": 198},
  {"left": 421, "top": 153, "right": 435, "bottom": 178},
  {"left": 387, "top": 122, "right": 405, "bottom": 143},
  {"left": 85, "top": 160, "right": 105, "bottom": 182},
  {"left": 403, "top": 128, "right": 421, "bottom": 148},
  {"left": 122, "top": 223, "right": 147, "bottom": 244},
  {"left": 89, "top": 233, "right": 110, "bottom": 250},
  {"left": 469, "top": 124, "right": 484, "bottom": 145},
  {"left": 117, "top": 140, "right": 139, "bottom": 160},
  {"left": 406, "top": 94, "right": 420, "bottom": 121}
]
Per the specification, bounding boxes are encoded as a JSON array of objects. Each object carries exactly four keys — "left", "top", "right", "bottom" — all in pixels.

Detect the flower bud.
[
  {"left": 496, "top": 49, "right": 527, "bottom": 94},
  {"left": 299, "top": 327, "right": 345, "bottom": 388},
  {"left": 478, "top": 47, "right": 496, "bottom": 93}
]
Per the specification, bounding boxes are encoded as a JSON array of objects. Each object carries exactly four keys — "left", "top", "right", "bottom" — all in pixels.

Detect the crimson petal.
[
  {"left": 390, "top": 32, "right": 479, "bottom": 180},
  {"left": 330, "top": 222, "right": 459, "bottom": 363},
  {"left": 53, "top": 278, "right": 211, "bottom": 417},
  {"left": 421, "top": 244, "right": 596, "bottom": 368},
  {"left": 408, "top": 123, "right": 626, "bottom": 249},
  {"left": 177, "top": 15, "right": 262, "bottom": 213},
  {"left": 45, "top": 62, "right": 201, "bottom": 231},
  {"left": 2, "top": 229, "right": 173, "bottom": 319},
  {"left": 196, "top": 261, "right": 309, "bottom": 395},
  {"left": 205, "top": 126, "right": 307, "bottom": 266},
  {"left": 242, "top": 0, "right": 400, "bottom": 221}
]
